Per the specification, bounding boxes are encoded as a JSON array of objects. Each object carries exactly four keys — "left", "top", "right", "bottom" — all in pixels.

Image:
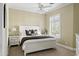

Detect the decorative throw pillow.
[
  {"left": 34, "top": 30, "right": 38, "bottom": 35},
  {"left": 25, "top": 30, "right": 32, "bottom": 35},
  {"left": 25, "top": 29, "right": 38, "bottom": 36}
]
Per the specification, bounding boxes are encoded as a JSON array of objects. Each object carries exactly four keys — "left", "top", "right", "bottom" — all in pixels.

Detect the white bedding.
[
  {"left": 20, "top": 35, "right": 57, "bottom": 55},
  {"left": 19, "top": 35, "right": 55, "bottom": 43},
  {"left": 19, "top": 26, "right": 57, "bottom": 55},
  {"left": 22, "top": 37, "right": 56, "bottom": 48}
]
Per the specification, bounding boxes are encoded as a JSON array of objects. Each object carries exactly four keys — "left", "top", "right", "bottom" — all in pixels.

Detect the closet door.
[
  {"left": 2, "top": 4, "right": 8, "bottom": 56},
  {"left": 0, "top": 3, "right": 4, "bottom": 56}
]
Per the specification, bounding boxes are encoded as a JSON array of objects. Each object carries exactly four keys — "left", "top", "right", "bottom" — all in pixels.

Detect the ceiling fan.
[{"left": 38, "top": 3, "right": 54, "bottom": 11}]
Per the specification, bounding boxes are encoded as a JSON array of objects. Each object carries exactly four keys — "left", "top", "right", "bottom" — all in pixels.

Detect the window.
[{"left": 49, "top": 14, "right": 61, "bottom": 38}]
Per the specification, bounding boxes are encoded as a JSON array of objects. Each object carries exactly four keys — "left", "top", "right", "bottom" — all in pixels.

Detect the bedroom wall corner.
[{"left": 45, "top": 4, "right": 74, "bottom": 48}]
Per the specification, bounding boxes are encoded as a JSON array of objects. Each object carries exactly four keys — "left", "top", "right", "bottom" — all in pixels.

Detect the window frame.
[{"left": 49, "top": 14, "right": 61, "bottom": 38}]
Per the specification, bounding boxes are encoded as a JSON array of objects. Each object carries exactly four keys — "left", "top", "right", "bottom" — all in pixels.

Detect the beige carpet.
[{"left": 8, "top": 45, "right": 76, "bottom": 56}]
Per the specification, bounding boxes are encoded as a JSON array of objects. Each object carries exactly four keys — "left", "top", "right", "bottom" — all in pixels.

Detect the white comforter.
[
  {"left": 19, "top": 35, "right": 55, "bottom": 43},
  {"left": 20, "top": 35, "right": 56, "bottom": 51}
]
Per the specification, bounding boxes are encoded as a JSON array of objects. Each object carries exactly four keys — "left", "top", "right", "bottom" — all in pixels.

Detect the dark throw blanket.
[{"left": 20, "top": 36, "right": 54, "bottom": 46}]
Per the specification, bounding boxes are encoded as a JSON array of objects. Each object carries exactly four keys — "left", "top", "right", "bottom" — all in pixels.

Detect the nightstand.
[{"left": 9, "top": 36, "right": 20, "bottom": 47}]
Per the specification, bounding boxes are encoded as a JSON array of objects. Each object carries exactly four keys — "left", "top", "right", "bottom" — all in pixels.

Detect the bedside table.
[{"left": 9, "top": 36, "right": 20, "bottom": 47}]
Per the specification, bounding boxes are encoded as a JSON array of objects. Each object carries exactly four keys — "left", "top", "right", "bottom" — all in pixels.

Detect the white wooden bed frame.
[{"left": 19, "top": 26, "right": 56, "bottom": 56}]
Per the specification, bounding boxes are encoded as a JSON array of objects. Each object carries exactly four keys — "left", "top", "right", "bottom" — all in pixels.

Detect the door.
[
  {"left": 0, "top": 3, "right": 4, "bottom": 56},
  {"left": 0, "top": 3, "right": 8, "bottom": 56}
]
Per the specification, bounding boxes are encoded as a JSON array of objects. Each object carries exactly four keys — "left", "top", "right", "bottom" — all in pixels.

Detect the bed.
[{"left": 19, "top": 26, "right": 57, "bottom": 56}]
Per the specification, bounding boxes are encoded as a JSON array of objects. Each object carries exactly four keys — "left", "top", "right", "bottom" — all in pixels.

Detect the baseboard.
[{"left": 56, "top": 43, "right": 76, "bottom": 51}]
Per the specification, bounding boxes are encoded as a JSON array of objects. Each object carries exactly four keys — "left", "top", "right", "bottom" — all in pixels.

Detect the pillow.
[
  {"left": 25, "top": 29, "right": 41, "bottom": 36},
  {"left": 31, "top": 29, "right": 38, "bottom": 35},
  {"left": 25, "top": 30, "right": 32, "bottom": 36},
  {"left": 34, "top": 30, "right": 38, "bottom": 35},
  {"left": 31, "top": 30, "right": 34, "bottom": 34}
]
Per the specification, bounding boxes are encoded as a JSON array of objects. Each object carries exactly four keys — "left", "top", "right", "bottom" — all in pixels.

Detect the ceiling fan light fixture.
[
  {"left": 38, "top": 3, "right": 54, "bottom": 11},
  {"left": 50, "top": 3, "right": 54, "bottom": 4}
]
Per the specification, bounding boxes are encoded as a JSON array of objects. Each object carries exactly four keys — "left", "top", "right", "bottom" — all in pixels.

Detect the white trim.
[{"left": 56, "top": 43, "right": 76, "bottom": 51}]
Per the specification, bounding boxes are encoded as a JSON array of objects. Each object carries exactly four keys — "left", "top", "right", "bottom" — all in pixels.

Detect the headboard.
[{"left": 19, "top": 26, "right": 41, "bottom": 36}]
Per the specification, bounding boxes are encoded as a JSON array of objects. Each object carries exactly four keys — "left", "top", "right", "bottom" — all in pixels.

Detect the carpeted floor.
[{"left": 8, "top": 45, "right": 76, "bottom": 56}]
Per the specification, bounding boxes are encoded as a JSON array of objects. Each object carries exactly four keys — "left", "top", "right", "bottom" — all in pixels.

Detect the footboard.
[{"left": 22, "top": 38, "right": 56, "bottom": 56}]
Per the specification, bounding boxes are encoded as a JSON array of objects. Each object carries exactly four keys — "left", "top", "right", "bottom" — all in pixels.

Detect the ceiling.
[{"left": 7, "top": 3, "right": 70, "bottom": 14}]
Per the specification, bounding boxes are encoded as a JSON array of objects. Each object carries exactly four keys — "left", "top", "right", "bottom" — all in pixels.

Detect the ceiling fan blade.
[
  {"left": 38, "top": 3, "right": 43, "bottom": 10},
  {"left": 50, "top": 3, "right": 54, "bottom": 4},
  {"left": 43, "top": 5, "right": 52, "bottom": 8}
]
